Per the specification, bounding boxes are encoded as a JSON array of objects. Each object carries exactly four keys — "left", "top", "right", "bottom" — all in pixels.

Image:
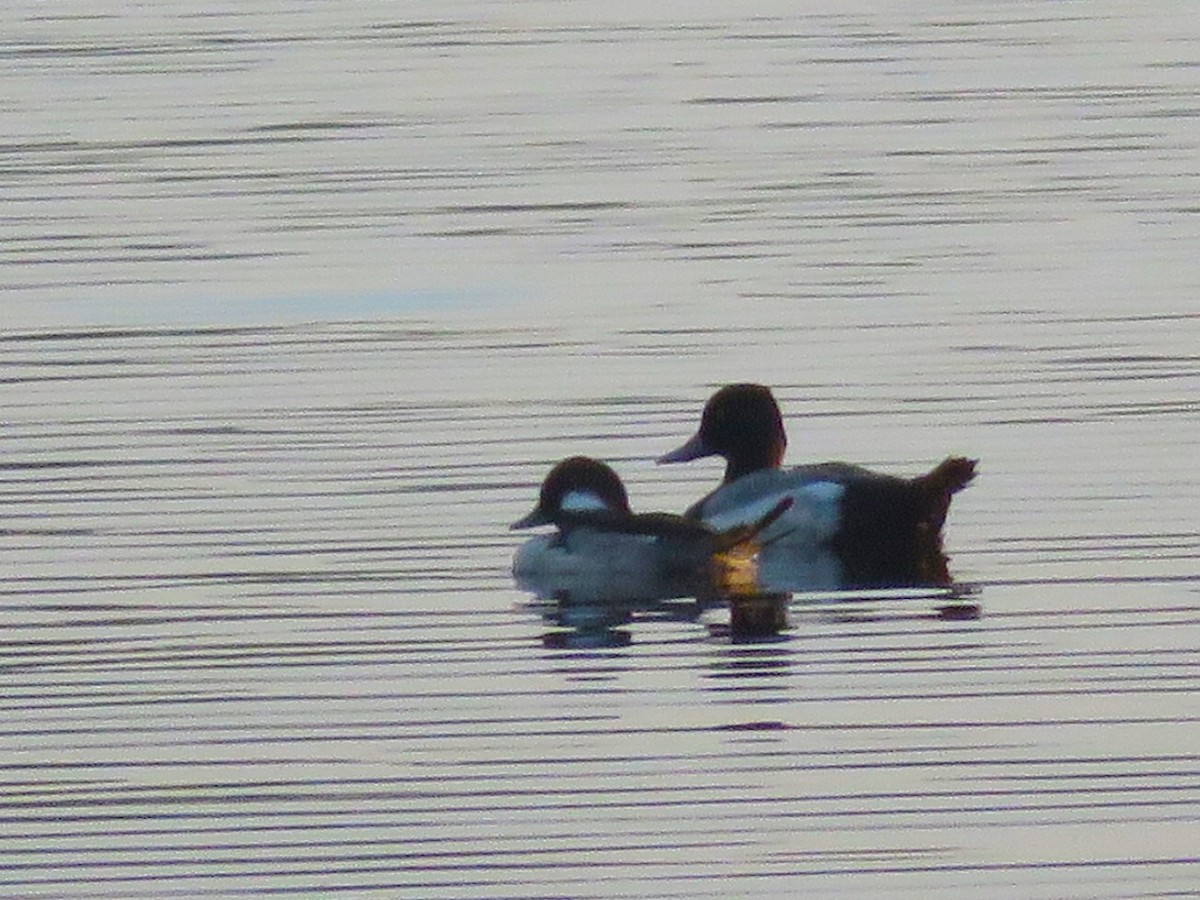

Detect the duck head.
[
  {"left": 658, "top": 383, "right": 787, "bottom": 483},
  {"left": 511, "top": 456, "right": 633, "bottom": 529}
]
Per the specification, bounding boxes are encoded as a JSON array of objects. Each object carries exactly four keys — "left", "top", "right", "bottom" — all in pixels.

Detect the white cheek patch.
[{"left": 560, "top": 490, "right": 611, "bottom": 513}]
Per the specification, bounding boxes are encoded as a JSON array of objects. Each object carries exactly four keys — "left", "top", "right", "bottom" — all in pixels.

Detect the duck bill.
[
  {"left": 657, "top": 431, "right": 711, "bottom": 464},
  {"left": 510, "top": 508, "right": 551, "bottom": 530}
]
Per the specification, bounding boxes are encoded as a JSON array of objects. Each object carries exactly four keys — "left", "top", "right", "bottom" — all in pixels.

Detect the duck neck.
[{"left": 721, "top": 436, "right": 785, "bottom": 484}]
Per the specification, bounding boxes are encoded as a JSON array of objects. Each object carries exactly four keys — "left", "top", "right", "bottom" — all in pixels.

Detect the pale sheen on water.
[{"left": 2, "top": 2, "right": 1198, "bottom": 898}]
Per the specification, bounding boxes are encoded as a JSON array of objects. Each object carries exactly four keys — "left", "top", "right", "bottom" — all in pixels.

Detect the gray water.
[{"left": 2, "top": 3, "right": 1199, "bottom": 898}]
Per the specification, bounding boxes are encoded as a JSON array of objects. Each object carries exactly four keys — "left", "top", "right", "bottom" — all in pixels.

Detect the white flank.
[
  {"left": 704, "top": 481, "right": 845, "bottom": 541},
  {"left": 560, "top": 489, "right": 611, "bottom": 513}
]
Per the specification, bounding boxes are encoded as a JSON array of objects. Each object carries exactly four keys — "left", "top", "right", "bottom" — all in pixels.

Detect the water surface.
[{"left": 2, "top": 2, "right": 1199, "bottom": 898}]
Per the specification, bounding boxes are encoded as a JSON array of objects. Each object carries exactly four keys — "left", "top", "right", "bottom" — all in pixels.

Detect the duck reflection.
[
  {"left": 528, "top": 594, "right": 708, "bottom": 650},
  {"left": 512, "top": 457, "right": 974, "bottom": 644}
]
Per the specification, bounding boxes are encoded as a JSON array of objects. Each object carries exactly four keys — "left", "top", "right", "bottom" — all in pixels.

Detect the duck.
[
  {"left": 657, "top": 383, "right": 977, "bottom": 586},
  {"left": 511, "top": 455, "right": 792, "bottom": 602}
]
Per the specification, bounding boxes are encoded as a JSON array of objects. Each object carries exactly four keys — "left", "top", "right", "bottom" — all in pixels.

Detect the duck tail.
[
  {"left": 922, "top": 456, "right": 978, "bottom": 496},
  {"left": 912, "top": 456, "right": 977, "bottom": 534}
]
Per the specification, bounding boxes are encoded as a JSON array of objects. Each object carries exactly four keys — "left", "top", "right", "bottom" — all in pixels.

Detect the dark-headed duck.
[{"left": 658, "top": 384, "right": 977, "bottom": 586}]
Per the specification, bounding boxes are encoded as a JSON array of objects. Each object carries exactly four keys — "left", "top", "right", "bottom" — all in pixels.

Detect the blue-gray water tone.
[{"left": 3, "top": 2, "right": 1199, "bottom": 897}]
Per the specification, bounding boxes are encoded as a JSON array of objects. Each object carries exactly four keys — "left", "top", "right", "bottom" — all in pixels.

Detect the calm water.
[{"left": 3, "top": 3, "right": 1199, "bottom": 898}]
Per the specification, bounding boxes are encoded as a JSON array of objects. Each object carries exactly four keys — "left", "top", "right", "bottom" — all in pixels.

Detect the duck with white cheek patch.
[{"left": 511, "top": 456, "right": 794, "bottom": 603}]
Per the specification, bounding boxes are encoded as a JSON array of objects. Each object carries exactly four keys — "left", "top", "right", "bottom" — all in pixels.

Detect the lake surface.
[{"left": 2, "top": 2, "right": 1198, "bottom": 898}]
